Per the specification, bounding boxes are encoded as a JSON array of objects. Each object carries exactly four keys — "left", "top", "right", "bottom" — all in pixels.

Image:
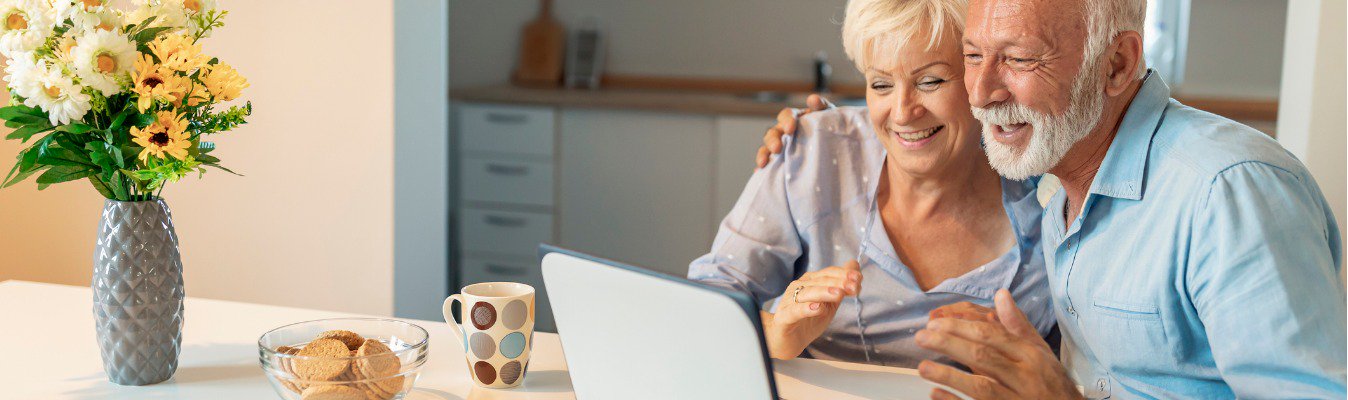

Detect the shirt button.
[
  {"left": 1096, "top": 378, "right": 1107, "bottom": 391},
  {"left": 1067, "top": 305, "right": 1077, "bottom": 316}
]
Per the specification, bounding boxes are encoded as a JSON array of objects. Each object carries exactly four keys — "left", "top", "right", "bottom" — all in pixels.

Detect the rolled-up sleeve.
[
  {"left": 1188, "top": 162, "right": 1348, "bottom": 398},
  {"left": 688, "top": 152, "right": 804, "bottom": 307}
]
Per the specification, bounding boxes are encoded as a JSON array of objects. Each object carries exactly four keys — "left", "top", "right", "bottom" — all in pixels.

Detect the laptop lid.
[{"left": 540, "top": 244, "right": 778, "bottom": 400}]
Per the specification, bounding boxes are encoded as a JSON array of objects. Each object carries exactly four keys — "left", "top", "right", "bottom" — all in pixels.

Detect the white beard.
[{"left": 973, "top": 62, "right": 1108, "bottom": 180}]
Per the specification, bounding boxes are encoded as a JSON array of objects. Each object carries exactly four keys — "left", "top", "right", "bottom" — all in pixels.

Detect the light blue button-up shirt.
[
  {"left": 688, "top": 107, "right": 1055, "bottom": 368},
  {"left": 1046, "top": 72, "right": 1347, "bottom": 399}
]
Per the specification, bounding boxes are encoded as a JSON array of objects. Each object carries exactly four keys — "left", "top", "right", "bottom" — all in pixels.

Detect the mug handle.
[{"left": 443, "top": 294, "right": 465, "bottom": 347}]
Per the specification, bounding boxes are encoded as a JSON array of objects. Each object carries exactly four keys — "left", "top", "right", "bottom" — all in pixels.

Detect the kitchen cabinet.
[
  {"left": 714, "top": 116, "right": 775, "bottom": 219},
  {"left": 454, "top": 100, "right": 777, "bottom": 332},
  {"left": 557, "top": 110, "right": 717, "bottom": 277}
]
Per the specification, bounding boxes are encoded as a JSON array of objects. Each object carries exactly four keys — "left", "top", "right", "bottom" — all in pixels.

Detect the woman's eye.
[
  {"left": 869, "top": 82, "right": 893, "bottom": 91},
  {"left": 917, "top": 79, "right": 945, "bottom": 90}
]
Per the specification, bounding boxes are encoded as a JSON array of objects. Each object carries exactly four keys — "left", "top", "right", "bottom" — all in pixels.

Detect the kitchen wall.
[
  {"left": 0, "top": 0, "right": 397, "bottom": 315},
  {"left": 450, "top": 0, "right": 1287, "bottom": 101}
]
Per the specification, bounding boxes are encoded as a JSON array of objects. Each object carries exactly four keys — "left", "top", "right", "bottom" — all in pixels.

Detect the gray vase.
[{"left": 91, "top": 198, "right": 185, "bottom": 386}]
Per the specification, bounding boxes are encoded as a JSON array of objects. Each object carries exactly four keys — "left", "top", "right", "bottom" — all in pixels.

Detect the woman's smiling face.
[{"left": 865, "top": 32, "right": 983, "bottom": 178}]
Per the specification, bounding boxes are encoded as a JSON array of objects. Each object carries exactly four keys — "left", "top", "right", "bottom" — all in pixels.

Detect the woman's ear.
[{"left": 1104, "top": 30, "right": 1145, "bottom": 97}]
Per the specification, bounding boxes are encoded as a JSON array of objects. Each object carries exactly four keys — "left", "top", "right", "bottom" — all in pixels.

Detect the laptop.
[{"left": 540, "top": 245, "right": 778, "bottom": 399}]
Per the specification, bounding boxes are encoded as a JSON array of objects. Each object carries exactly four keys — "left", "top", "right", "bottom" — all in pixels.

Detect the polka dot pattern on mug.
[
  {"left": 469, "top": 332, "right": 495, "bottom": 359},
  {"left": 500, "top": 360, "right": 523, "bottom": 385},
  {"left": 471, "top": 302, "right": 496, "bottom": 330},
  {"left": 500, "top": 331, "right": 527, "bottom": 359},
  {"left": 474, "top": 360, "right": 496, "bottom": 385},
  {"left": 502, "top": 299, "right": 528, "bottom": 330}
]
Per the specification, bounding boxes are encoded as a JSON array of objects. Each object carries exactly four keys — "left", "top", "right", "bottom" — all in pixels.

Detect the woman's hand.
[
  {"left": 763, "top": 260, "right": 862, "bottom": 360},
  {"left": 755, "top": 94, "right": 831, "bottom": 169}
]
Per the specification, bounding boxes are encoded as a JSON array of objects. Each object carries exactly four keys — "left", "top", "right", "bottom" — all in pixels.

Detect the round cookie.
[
  {"left": 294, "top": 338, "right": 352, "bottom": 381},
  {"left": 317, "top": 330, "right": 366, "bottom": 350},
  {"left": 299, "top": 384, "right": 365, "bottom": 400},
  {"left": 355, "top": 339, "right": 404, "bottom": 395},
  {"left": 275, "top": 345, "right": 306, "bottom": 393}
]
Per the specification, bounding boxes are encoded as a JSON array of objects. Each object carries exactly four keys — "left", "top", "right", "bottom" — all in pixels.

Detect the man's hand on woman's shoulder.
[{"left": 756, "top": 94, "right": 831, "bottom": 169}]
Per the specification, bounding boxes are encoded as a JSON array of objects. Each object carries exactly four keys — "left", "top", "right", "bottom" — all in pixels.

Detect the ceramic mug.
[{"left": 444, "top": 282, "right": 535, "bottom": 388}]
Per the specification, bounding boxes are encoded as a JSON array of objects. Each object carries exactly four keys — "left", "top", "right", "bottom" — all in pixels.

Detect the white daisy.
[
  {"left": 3, "top": 50, "right": 40, "bottom": 95},
  {"left": 70, "top": 29, "right": 135, "bottom": 96},
  {"left": 127, "top": 0, "right": 188, "bottom": 33},
  {"left": 56, "top": 3, "right": 124, "bottom": 34},
  {"left": 0, "top": 0, "right": 55, "bottom": 58},
  {"left": 16, "top": 59, "right": 92, "bottom": 125}
]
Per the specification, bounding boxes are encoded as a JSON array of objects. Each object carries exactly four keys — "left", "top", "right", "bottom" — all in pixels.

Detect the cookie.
[
  {"left": 276, "top": 345, "right": 306, "bottom": 393},
  {"left": 355, "top": 339, "right": 404, "bottom": 396},
  {"left": 300, "top": 384, "right": 365, "bottom": 400},
  {"left": 294, "top": 338, "right": 352, "bottom": 381},
  {"left": 317, "top": 330, "right": 366, "bottom": 350}
]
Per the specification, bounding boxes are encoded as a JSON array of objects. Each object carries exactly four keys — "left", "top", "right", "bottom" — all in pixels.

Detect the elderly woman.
[{"left": 687, "top": 0, "right": 1054, "bottom": 367}]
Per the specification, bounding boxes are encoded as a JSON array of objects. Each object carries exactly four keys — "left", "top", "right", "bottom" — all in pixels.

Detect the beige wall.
[{"left": 0, "top": 0, "right": 397, "bottom": 316}]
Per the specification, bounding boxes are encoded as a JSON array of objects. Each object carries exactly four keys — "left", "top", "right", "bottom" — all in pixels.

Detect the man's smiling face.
[{"left": 962, "top": 0, "right": 1107, "bottom": 179}]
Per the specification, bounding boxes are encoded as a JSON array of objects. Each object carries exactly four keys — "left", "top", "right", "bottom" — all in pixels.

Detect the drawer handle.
[
  {"left": 484, "top": 215, "right": 528, "bottom": 227},
  {"left": 485, "top": 163, "right": 530, "bottom": 176},
  {"left": 485, "top": 112, "right": 528, "bottom": 124},
  {"left": 485, "top": 263, "right": 528, "bottom": 276}
]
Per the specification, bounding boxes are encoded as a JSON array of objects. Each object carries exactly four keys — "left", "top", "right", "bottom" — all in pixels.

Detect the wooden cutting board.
[{"left": 513, "top": 0, "right": 565, "bottom": 87}]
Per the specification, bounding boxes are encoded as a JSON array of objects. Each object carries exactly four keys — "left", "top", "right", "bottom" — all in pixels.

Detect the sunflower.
[
  {"left": 131, "top": 110, "right": 191, "bottom": 161},
  {"left": 130, "top": 54, "right": 187, "bottom": 111},
  {"left": 148, "top": 34, "right": 207, "bottom": 73},
  {"left": 199, "top": 62, "right": 246, "bottom": 101}
]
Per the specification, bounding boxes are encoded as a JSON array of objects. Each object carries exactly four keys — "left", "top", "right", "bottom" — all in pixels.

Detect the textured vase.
[{"left": 91, "top": 199, "right": 185, "bottom": 386}]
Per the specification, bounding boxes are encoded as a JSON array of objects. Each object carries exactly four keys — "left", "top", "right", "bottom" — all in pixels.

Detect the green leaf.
[
  {"left": 55, "top": 123, "right": 95, "bottom": 134},
  {"left": 109, "top": 109, "right": 131, "bottom": 131},
  {"left": 6, "top": 124, "right": 54, "bottom": 142},
  {"left": 88, "top": 176, "right": 115, "bottom": 199},
  {"left": 37, "top": 147, "right": 95, "bottom": 168},
  {"left": 134, "top": 26, "right": 173, "bottom": 44},
  {"left": 203, "top": 163, "right": 242, "bottom": 176},
  {"left": 136, "top": 113, "right": 157, "bottom": 128},
  {"left": 197, "top": 153, "right": 220, "bottom": 164},
  {"left": 0, "top": 104, "right": 45, "bottom": 120},
  {"left": 1, "top": 165, "right": 42, "bottom": 188},
  {"left": 3, "top": 113, "right": 48, "bottom": 125},
  {"left": 35, "top": 165, "right": 92, "bottom": 189},
  {"left": 86, "top": 143, "right": 116, "bottom": 171}
]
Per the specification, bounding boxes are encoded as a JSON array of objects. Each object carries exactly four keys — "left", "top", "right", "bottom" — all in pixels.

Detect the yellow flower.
[
  {"left": 199, "top": 62, "right": 247, "bottom": 102},
  {"left": 147, "top": 34, "right": 207, "bottom": 73},
  {"left": 131, "top": 111, "right": 192, "bottom": 161},
  {"left": 130, "top": 55, "right": 187, "bottom": 111},
  {"left": 177, "top": 80, "right": 207, "bottom": 107}
]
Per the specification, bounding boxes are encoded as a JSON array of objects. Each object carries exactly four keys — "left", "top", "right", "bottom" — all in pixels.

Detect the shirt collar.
[{"left": 1087, "top": 70, "right": 1171, "bottom": 201}]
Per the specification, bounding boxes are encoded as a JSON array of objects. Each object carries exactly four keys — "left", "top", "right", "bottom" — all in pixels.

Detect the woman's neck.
[{"left": 879, "top": 151, "right": 1002, "bottom": 220}]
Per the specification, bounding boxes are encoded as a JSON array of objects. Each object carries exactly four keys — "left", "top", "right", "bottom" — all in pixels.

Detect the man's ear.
[{"left": 1104, "top": 30, "right": 1144, "bottom": 97}]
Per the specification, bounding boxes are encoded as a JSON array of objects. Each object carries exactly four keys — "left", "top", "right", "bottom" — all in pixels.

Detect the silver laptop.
[{"left": 540, "top": 245, "right": 778, "bottom": 399}]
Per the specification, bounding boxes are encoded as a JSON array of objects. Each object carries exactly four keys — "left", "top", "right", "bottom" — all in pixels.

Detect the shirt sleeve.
[
  {"left": 687, "top": 147, "right": 804, "bottom": 307},
  {"left": 1188, "top": 162, "right": 1348, "bottom": 398}
]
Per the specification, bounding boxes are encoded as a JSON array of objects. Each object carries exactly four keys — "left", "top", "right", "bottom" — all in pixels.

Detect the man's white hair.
[
  {"left": 1083, "top": 0, "right": 1148, "bottom": 79},
  {"left": 841, "top": 0, "right": 968, "bottom": 72}
]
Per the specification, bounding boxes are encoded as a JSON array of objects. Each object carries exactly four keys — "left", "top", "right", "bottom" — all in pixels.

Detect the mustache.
[{"left": 970, "top": 103, "right": 1046, "bottom": 127}]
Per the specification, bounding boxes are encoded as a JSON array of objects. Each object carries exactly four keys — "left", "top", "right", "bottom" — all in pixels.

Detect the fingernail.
[
  {"left": 914, "top": 330, "right": 929, "bottom": 345},
  {"left": 829, "top": 287, "right": 840, "bottom": 295},
  {"left": 849, "top": 272, "right": 859, "bottom": 281},
  {"left": 918, "top": 360, "right": 932, "bottom": 374},
  {"left": 850, "top": 284, "right": 859, "bottom": 292},
  {"left": 928, "top": 319, "right": 943, "bottom": 330},
  {"left": 810, "top": 302, "right": 820, "bottom": 310}
]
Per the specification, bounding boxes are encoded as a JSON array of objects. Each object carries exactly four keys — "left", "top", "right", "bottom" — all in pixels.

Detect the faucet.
[{"left": 813, "top": 51, "right": 832, "bottom": 94}]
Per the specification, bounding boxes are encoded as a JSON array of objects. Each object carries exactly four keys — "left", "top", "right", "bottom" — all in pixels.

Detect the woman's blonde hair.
[{"left": 841, "top": 0, "right": 968, "bottom": 71}]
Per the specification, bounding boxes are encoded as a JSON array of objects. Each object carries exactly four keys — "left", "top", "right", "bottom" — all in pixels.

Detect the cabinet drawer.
[
  {"left": 460, "top": 104, "right": 554, "bottom": 157},
  {"left": 460, "top": 157, "right": 554, "bottom": 206},
  {"left": 460, "top": 256, "right": 555, "bottom": 332},
  {"left": 459, "top": 208, "right": 553, "bottom": 256}
]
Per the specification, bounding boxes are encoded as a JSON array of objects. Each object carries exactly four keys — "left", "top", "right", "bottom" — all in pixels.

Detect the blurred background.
[{"left": 1, "top": 0, "right": 1342, "bottom": 333}]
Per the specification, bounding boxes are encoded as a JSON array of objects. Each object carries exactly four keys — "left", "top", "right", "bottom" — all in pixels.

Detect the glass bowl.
[{"left": 259, "top": 318, "right": 429, "bottom": 400}]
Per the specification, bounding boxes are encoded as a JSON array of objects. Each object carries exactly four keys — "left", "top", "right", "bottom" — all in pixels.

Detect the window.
[{"left": 1144, "top": 0, "right": 1191, "bottom": 87}]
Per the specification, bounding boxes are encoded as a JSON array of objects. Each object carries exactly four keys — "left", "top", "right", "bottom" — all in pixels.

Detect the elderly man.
[{"left": 756, "top": 0, "right": 1346, "bottom": 398}]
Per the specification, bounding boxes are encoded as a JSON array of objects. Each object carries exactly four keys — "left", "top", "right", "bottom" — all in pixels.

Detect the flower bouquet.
[{"left": 0, "top": 0, "right": 251, "bottom": 386}]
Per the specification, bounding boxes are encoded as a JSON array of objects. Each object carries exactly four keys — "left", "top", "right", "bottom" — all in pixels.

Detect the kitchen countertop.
[
  {"left": 451, "top": 84, "right": 857, "bottom": 117},
  {"left": 2, "top": 280, "right": 960, "bottom": 399}
]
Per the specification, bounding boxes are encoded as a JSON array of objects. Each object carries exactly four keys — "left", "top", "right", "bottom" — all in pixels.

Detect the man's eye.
[
  {"left": 964, "top": 53, "right": 982, "bottom": 63},
  {"left": 1008, "top": 57, "right": 1036, "bottom": 65}
]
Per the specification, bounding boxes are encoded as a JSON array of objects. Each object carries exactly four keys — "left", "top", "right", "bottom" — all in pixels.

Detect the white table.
[{"left": 2, "top": 280, "right": 948, "bottom": 399}]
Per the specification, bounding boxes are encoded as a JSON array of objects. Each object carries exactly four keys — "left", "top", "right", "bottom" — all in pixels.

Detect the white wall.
[
  {"left": 0, "top": 0, "right": 397, "bottom": 316},
  {"left": 1276, "top": 0, "right": 1346, "bottom": 261},
  {"left": 1178, "top": 0, "right": 1287, "bottom": 99},
  {"left": 394, "top": 0, "right": 449, "bottom": 320}
]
